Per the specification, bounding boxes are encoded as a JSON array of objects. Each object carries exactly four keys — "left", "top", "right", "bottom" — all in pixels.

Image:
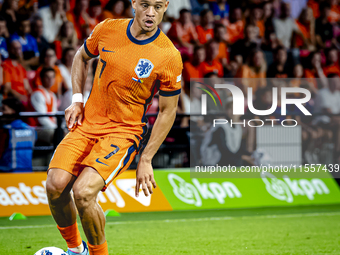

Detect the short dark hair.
[
  {"left": 327, "top": 73, "right": 340, "bottom": 79},
  {"left": 0, "top": 15, "right": 6, "bottom": 22},
  {"left": 17, "top": 14, "right": 30, "bottom": 24},
  {"left": 204, "top": 72, "right": 217, "bottom": 78},
  {"left": 2, "top": 97, "right": 23, "bottom": 114},
  {"left": 89, "top": 0, "right": 101, "bottom": 7},
  {"left": 320, "top": 2, "right": 331, "bottom": 11},
  {"left": 214, "top": 23, "right": 225, "bottom": 34},
  {"left": 179, "top": 9, "right": 190, "bottom": 16},
  {"left": 200, "top": 9, "right": 212, "bottom": 18},
  {"left": 61, "top": 47, "right": 75, "bottom": 64},
  {"left": 273, "top": 45, "right": 286, "bottom": 56},
  {"left": 40, "top": 67, "right": 55, "bottom": 80}
]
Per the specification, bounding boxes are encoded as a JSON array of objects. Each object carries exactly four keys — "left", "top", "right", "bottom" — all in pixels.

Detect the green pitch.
[{"left": 1, "top": 205, "right": 340, "bottom": 254}]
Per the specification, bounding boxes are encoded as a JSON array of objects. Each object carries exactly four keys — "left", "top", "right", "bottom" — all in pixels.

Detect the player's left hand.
[{"left": 135, "top": 159, "right": 156, "bottom": 197}]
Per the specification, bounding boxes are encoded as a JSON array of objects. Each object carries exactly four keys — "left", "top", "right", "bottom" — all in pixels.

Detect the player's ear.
[
  {"left": 164, "top": 0, "right": 169, "bottom": 12},
  {"left": 131, "top": 0, "right": 137, "bottom": 10}
]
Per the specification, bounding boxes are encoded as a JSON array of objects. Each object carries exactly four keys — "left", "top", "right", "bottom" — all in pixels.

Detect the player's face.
[{"left": 132, "top": 0, "right": 169, "bottom": 32}]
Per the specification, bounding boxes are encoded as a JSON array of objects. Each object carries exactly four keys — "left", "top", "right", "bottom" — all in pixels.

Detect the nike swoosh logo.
[
  {"left": 96, "top": 158, "right": 109, "bottom": 166},
  {"left": 102, "top": 47, "right": 115, "bottom": 53}
]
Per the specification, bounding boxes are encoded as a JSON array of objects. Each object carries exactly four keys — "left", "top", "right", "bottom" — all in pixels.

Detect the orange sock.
[
  {"left": 57, "top": 222, "right": 82, "bottom": 248},
  {"left": 87, "top": 240, "right": 109, "bottom": 255}
]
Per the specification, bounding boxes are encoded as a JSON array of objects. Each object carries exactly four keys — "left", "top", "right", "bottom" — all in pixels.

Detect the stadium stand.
[{"left": 0, "top": 0, "right": 340, "bottom": 172}]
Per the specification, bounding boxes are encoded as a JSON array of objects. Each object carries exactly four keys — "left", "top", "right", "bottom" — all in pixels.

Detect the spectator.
[
  {"left": 231, "top": 23, "right": 259, "bottom": 64},
  {"left": 225, "top": 7, "right": 244, "bottom": 44},
  {"left": 247, "top": 4, "right": 265, "bottom": 38},
  {"left": 199, "top": 40, "right": 223, "bottom": 78},
  {"left": 10, "top": 14, "right": 40, "bottom": 69},
  {"left": 38, "top": 0, "right": 67, "bottom": 43},
  {"left": 165, "top": 0, "right": 191, "bottom": 20},
  {"left": 209, "top": 0, "right": 229, "bottom": 23},
  {"left": 58, "top": 47, "right": 75, "bottom": 110},
  {"left": 294, "top": 8, "right": 316, "bottom": 50},
  {"left": 307, "top": 0, "right": 320, "bottom": 19},
  {"left": 89, "top": 0, "right": 102, "bottom": 25},
  {"left": 0, "top": 16, "right": 9, "bottom": 59},
  {"left": 323, "top": 47, "right": 340, "bottom": 77},
  {"left": 273, "top": 2, "right": 303, "bottom": 49},
  {"left": 328, "top": 0, "right": 340, "bottom": 24},
  {"left": 304, "top": 51, "right": 328, "bottom": 88},
  {"left": 167, "top": 9, "right": 199, "bottom": 56},
  {"left": 54, "top": 21, "right": 78, "bottom": 53},
  {"left": 34, "top": 48, "right": 64, "bottom": 98},
  {"left": 201, "top": 98, "right": 252, "bottom": 167},
  {"left": 237, "top": 49, "right": 267, "bottom": 92},
  {"left": 213, "top": 23, "right": 228, "bottom": 69},
  {"left": 66, "top": 0, "right": 96, "bottom": 40},
  {"left": 99, "top": 0, "right": 128, "bottom": 21},
  {"left": 183, "top": 45, "right": 205, "bottom": 83},
  {"left": 0, "top": 0, "right": 19, "bottom": 35},
  {"left": 267, "top": 46, "right": 290, "bottom": 78},
  {"left": 313, "top": 73, "right": 340, "bottom": 162},
  {"left": 30, "top": 16, "right": 50, "bottom": 57},
  {"left": 315, "top": 2, "right": 334, "bottom": 49},
  {"left": 263, "top": 1, "right": 275, "bottom": 38},
  {"left": 261, "top": 31, "right": 280, "bottom": 66},
  {"left": 0, "top": 97, "right": 36, "bottom": 172},
  {"left": 196, "top": 9, "right": 214, "bottom": 45},
  {"left": 2, "top": 40, "right": 31, "bottom": 107},
  {"left": 30, "top": 67, "right": 57, "bottom": 144}
]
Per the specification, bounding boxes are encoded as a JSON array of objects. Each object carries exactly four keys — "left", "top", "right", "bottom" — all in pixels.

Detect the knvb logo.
[{"left": 201, "top": 84, "right": 312, "bottom": 116}]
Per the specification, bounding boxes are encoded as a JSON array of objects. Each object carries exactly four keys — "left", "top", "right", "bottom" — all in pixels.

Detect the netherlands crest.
[{"left": 135, "top": 59, "right": 154, "bottom": 78}]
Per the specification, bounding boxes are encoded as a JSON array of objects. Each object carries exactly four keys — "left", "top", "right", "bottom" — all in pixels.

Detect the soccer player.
[{"left": 45, "top": 0, "right": 183, "bottom": 254}]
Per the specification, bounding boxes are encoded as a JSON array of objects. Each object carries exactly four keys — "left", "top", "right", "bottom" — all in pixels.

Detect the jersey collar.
[{"left": 126, "top": 19, "right": 160, "bottom": 45}]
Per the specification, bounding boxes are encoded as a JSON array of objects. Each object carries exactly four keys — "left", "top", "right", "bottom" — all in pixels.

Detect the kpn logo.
[{"left": 199, "top": 83, "right": 312, "bottom": 128}]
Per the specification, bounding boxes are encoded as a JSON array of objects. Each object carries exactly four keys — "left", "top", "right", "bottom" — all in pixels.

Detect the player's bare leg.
[
  {"left": 73, "top": 167, "right": 108, "bottom": 255},
  {"left": 46, "top": 168, "right": 77, "bottom": 227},
  {"left": 46, "top": 168, "right": 87, "bottom": 254}
]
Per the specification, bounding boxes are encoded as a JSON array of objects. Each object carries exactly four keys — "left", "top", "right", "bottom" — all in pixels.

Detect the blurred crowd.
[{"left": 0, "top": 0, "right": 339, "bottom": 169}]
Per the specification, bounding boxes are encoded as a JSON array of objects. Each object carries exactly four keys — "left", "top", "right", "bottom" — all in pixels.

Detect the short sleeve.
[
  {"left": 159, "top": 50, "right": 183, "bottom": 97},
  {"left": 84, "top": 20, "right": 107, "bottom": 58}
]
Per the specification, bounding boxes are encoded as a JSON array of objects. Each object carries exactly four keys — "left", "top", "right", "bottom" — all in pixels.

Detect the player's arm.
[
  {"left": 65, "top": 45, "right": 92, "bottom": 129},
  {"left": 135, "top": 94, "right": 179, "bottom": 197}
]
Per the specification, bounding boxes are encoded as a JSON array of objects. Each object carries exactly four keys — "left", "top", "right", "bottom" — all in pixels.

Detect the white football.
[{"left": 34, "top": 247, "right": 67, "bottom": 255}]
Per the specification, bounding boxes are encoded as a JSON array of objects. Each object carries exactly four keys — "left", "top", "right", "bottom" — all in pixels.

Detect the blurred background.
[{"left": 0, "top": 0, "right": 340, "bottom": 173}]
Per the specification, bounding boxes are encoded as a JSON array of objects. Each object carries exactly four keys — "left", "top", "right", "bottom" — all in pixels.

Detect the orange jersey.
[{"left": 78, "top": 19, "right": 183, "bottom": 146}]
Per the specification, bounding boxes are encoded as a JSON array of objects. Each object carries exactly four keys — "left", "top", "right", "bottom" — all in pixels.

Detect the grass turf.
[{"left": 1, "top": 204, "right": 340, "bottom": 254}]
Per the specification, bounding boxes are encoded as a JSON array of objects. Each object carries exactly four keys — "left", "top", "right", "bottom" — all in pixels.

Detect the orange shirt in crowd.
[
  {"left": 66, "top": 11, "right": 96, "bottom": 40},
  {"left": 183, "top": 62, "right": 202, "bottom": 82},
  {"left": 323, "top": 64, "right": 340, "bottom": 77},
  {"left": 238, "top": 65, "right": 266, "bottom": 92},
  {"left": 215, "top": 41, "right": 228, "bottom": 63},
  {"left": 307, "top": 0, "right": 320, "bottom": 18},
  {"left": 295, "top": 20, "right": 310, "bottom": 47},
  {"left": 328, "top": 4, "right": 340, "bottom": 23},
  {"left": 304, "top": 69, "right": 319, "bottom": 88},
  {"left": 198, "top": 60, "right": 223, "bottom": 77},
  {"left": 34, "top": 66, "right": 63, "bottom": 95},
  {"left": 167, "top": 21, "right": 198, "bottom": 45},
  {"left": 2, "top": 59, "right": 28, "bottom": 97},
  {"left": 196, "top": 25, "right": 214, "bottom": 44},
  {"left": 257, "top": 20, "right": 265, "bottom": 38},
  {"left": 225, "top": 20, "right": 244, "bottom": 44}
]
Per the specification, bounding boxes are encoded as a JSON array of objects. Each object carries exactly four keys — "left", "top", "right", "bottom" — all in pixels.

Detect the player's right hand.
[{"left": 65, "top": 102, "right": 84, "bottom": 130}]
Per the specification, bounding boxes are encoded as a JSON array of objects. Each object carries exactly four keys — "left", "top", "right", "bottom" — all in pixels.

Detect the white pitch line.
[{"left": 1, "top": 211, "right": 340, "bottom": 230}]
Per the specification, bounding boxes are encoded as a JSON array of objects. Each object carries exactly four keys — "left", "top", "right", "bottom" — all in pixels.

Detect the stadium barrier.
[{"left": 1, "top": 169, "right": 340, "bottom": 217}]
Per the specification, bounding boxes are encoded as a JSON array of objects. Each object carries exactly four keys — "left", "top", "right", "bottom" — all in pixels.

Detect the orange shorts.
[{"left": 49, "top": 130, "right": 138, "bottom": 189}]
